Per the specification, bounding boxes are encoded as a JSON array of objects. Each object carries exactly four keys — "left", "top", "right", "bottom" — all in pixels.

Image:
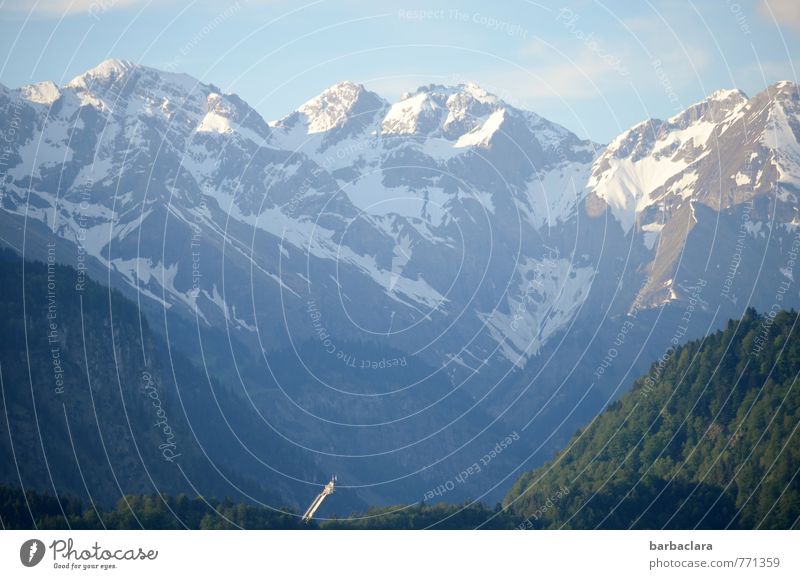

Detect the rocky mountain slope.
[
  {"left": 0, "top": 59, "right": 600, "bottom": 371},
  {"left": 0, "top": 250, "right": 327, "bottom": 510},
  {"left": 2, "top": 60, "right": 800, "bottom": 506}
]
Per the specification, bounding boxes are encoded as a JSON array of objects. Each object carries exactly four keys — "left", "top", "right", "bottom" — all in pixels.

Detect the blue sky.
[{"left": 0, "top": 0, "right": 798, "bottom": 142}]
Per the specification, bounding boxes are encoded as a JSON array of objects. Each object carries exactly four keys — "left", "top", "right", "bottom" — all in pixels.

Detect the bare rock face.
[
  {"left": 3, "top": 61, "right": 800, "bottom": 505},
  {"left": 1, "top": 60, "right": 603, "bottom": 371},
  {"left": 588, "top": 81, "right": 800, "bottom": 308}
]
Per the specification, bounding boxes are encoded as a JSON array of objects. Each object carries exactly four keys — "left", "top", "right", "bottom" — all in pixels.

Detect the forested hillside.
[
  {"left": 0, "top": 485, "right": 303, "bottom": 529},
  {"left": 0, "top": 485, "right": 520, "bottom": 529},
  {"left": 504, "top": 309, "right": 800, "bottom": 529}
]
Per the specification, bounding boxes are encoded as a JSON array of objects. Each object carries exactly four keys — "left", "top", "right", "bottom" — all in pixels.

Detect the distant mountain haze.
[{"left": 2, "top": 60, "right": 799, "bottom": 507}]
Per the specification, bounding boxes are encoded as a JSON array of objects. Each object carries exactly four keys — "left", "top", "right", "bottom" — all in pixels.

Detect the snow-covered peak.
[
  {"left": 460, "top": 82, "right": 498, "bottom": 102},
  {"left": 598, "top": 119, "right": 658, "bottom": 161},
  {"left": 771, "top": 80, "right": 798, "bottom": 92},
  {"left": 195, "top": 91, "right": 271, "bottom": 143},
  {"left": 590, "top": 87, "right": 753, "bottom": 232},
  {"left": 707, "top": 88, "right": 749, "bottom": 102},
  {"left": 20, "top": 80, "right": 61, "bottom": 105},
  {"left": 301, "top": 80, "right": 363, "bottom": 107},
  {"left": 760, "top": 81, "right": 800, "bottom": 186},
  {"left": 197, "top": 93, "right": 235, "bottom": 134},
  {"left": 600, "top": 86, "right": 752, "bottom": 162},
  {"left": 66, "top": 58, "right": 137, "bottom": 89},
  {"left": 667, "top": 87, "right": 748, "bottom": 126},
  {"left": 400, "top": 82, "right": 500, "bottom": 105},
  {"left": 65, "top": 59, "right": 207, "bottom": 106},
  {"left": 381, "top": 91, "right": 442, "bottom": 135},
  {"left": 589, "top": 82, "right": 800, "bottom": 233},
  {"left": 765, "top": 81, "right": 800, "bottom": 106},
  {"left": 381, "top": 82, "right": 504, "bottom": 139},
  {"left": 20, "top": 59, "right": 270, "bottom": 150},
  {"left": 295, "top": 80, "right": 383, "bottom": 134}
]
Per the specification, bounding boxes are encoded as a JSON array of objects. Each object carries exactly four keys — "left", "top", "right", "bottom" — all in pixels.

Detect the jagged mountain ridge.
[
  {"left": 587, "top": 81, "right": 800, "bottom": 308},
  {"left": 3, "top": 60, "right": 800, "bottom": 507},
  {"left": 0, "top": 59, "right": 601, "bottom": 372}
]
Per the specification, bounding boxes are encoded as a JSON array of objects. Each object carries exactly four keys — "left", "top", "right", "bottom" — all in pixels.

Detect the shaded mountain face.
[
  {"left": 2, "top": 59, "right": 800, "bottom": 507},
  {"left": 0, "top": 250, "right": 327, "bottom": 511}
]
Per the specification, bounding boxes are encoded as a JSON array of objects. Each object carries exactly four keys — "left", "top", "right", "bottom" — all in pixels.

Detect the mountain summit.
[
  {"left": 3, "top": 62, "right": 800, "bottom": 505},
  {"left": 3, "top": 61, "right": 798, "bottom": 364}
]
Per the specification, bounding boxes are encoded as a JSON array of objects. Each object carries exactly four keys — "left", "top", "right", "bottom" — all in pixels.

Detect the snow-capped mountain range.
[
  {"left": 0, "top": 59, "right": 605, "bottom": 372},
  {"left": 0, "top": 60, "right": 797, "bottom": 365},
  {"left": 3, "top": 59, "right": 800, "bottom": 504},
  {"left": 1, "top": 59, "right": 799, "bottom": 372}
]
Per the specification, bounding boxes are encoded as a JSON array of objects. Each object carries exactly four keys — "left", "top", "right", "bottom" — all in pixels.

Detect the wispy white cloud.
[
  {"left": 509, "top": 30, "right": 710, "bottom": 102},
  {"left": 736, "top": 60, "right": 798, "bottom": 88},
  {"left": 363, "top": 49, "right": 623, "bottom": 107},
  {"left": 1, "top": 0, "right": 148, "bottom": 18},
  {"left": 759, "top": 0, "right": 800, "bottom": 32}
]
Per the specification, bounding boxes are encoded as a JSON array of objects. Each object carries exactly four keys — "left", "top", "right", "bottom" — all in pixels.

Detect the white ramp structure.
[{"left": 301, "top": 476, "right": 336, "bottom": 523}]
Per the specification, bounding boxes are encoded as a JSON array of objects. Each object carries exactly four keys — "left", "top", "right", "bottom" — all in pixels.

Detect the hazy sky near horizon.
[{"left": 0, "top": 0, "right": 798, "bottom": 142}]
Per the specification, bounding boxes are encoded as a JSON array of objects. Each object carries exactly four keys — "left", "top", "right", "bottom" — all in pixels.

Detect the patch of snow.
[
  {"left": 671, "top": 171, "right": 699, "bottom": 198},
  {"left": 66, "top": 58, "right": 135, "bottom": 90},
  {"left": 589, "top": 141, "right": 696, "bottom": 232},
  {"left": 641, "top": 221, "right": 664, "bottom": 250},
  {"left": 745, "top": 220, "right": 764, "bottom": 237},
  {"left": 762, "top": 100, "right": 800, "bottom": 188},
  {"left": 339, "top": 170, "right": 450, "bottom": 224},
  {"left": 454, "top": 109, "right": 505, "bottom": 148},
  {"left": 517, "top": 161, "right": 591, "bottom": 228},
  {"left": 20, "top": 81, "right": 61, "bottom": 105},
  {"left": 381, "top": 93, "right": 439, "bottom": 135},
  {"left": 479, "top": 259, "right": 595, "bottom": 366},
  {"left": 298, "top": 81, "right": 366, "bottom": 134},
  {"left": 197, "top": 110, "right": 232, "bottom": 134},
  {"left": 419, "top": 137, "right": 463, "bottom": 160}
]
